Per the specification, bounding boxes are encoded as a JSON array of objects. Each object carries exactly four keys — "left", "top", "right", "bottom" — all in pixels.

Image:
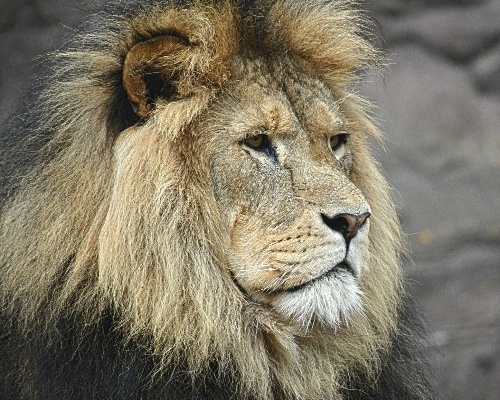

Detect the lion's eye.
[
  {"left": 244, "top": 134, "right": 270, "bottom": 151},
  {"left": 329, "top": 134, "right": 349, "bottom": 153}
]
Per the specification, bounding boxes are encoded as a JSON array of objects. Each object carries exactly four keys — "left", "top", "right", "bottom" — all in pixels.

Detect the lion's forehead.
[{"left": 213, "top": 62, "right": 346, "bottom": 142}]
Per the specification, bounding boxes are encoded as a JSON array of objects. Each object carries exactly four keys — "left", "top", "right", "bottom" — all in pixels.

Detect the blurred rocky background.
[
  {"left": 366, "top": 1, "right": 500, "bottom": 399},
  {"left": 1, "top": 1, "right": 499, "bottom": 399}
]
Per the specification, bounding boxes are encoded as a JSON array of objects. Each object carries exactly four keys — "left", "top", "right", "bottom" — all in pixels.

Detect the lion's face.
[{"left": 195, "top": 60, "right": 371, "bottom": 329}]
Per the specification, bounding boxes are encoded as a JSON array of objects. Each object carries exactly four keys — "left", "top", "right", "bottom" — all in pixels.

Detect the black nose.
[{"left": 321, "top": 212, "right": 370, "bottom": 241}]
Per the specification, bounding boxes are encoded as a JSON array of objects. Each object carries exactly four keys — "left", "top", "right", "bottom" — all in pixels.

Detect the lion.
[{"left": 0, "top": 0, "right": 436, "bottom": 399}]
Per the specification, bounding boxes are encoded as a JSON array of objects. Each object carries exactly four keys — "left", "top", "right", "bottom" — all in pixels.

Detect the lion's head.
[{"left": 0, "top": 1, "right": 430, "bottom": 399}]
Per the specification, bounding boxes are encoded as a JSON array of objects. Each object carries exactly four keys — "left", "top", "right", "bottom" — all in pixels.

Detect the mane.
[{"left": 0, "top": 1, "right": 433, "bottom": 399}]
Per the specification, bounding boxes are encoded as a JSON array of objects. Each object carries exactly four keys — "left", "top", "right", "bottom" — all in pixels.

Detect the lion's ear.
[{"left": 123, "top": 35, "right": 191, "bottom": 119}]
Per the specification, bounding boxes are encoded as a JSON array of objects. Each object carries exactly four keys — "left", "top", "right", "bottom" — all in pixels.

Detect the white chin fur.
[{"left": 270, "top": 270, "right": 364, "bottom": 331}]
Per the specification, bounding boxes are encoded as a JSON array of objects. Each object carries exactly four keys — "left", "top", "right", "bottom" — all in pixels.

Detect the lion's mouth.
[{"left": 283, "top": 261, "right": 354, "bottom": 293}]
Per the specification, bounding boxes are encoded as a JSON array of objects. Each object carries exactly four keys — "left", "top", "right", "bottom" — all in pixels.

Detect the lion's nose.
[{"left": 321, "top": 212, "right": 370, "bottom": 241}]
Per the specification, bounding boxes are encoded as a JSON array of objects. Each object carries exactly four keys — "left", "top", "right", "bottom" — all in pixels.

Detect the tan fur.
[{"left": 0, "top": 1, "right": 404, "bottom": 399}]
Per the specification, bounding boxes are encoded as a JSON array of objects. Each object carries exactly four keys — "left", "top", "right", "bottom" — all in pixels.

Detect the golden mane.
[{"left": 1, "top": 1, "right": 433, "bottom": 399}]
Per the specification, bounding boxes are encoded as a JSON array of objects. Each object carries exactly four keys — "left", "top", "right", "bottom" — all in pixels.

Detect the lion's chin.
[{"left": 270, "top": 270, "right": 364, "bottom": 331}]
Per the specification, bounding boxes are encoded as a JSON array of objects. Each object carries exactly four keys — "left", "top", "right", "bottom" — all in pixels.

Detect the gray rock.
[
  {"left": 36, "top": 0, "right": 89, "bottom": 24},
  {"left": 376, "top": 1, "right": 500, "bottom": 61},
  {"left": 472, "top": 43, "right": 500, "bottom": 95},
  {"left": 366, "top": 44, "right": 500, "bottom": 255},
  {"left": 0, "top": 0, "right": 37, "bottom": 31},
  {"left": 407, "top": 244, "right": 500, "bottom": 400},
  {"left": 368, "top": 0, "right": 488, "bottom": 16},
  {"left": 0, "top": 25, "right": 69, "bottom": 122}
]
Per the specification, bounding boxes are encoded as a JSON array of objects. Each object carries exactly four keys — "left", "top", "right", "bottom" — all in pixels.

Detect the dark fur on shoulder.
[{"left": 1, "top": 297, "right": 435, "bottom": 399}]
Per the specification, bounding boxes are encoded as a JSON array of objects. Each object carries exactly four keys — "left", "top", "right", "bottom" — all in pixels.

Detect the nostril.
[
  {"left": 322, "top": 214, "right": 349, "bottom": 235},
  {"left": 321, "top": 212, "right": 370, "bottom": 241}
]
